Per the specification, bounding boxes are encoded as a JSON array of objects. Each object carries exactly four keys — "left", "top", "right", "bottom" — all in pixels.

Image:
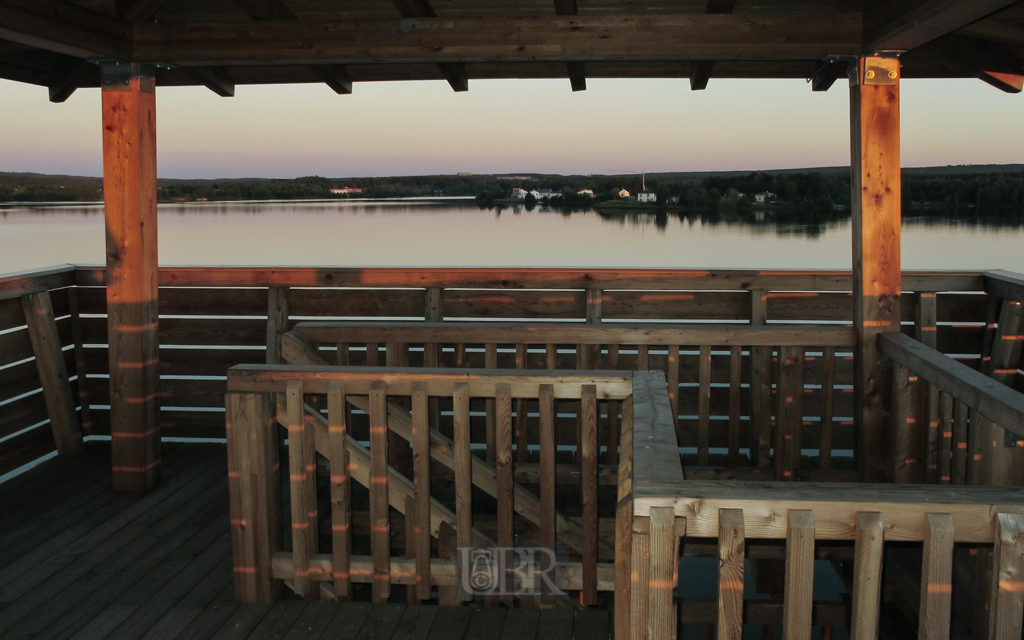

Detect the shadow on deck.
[{"left": 0, "top": 442, "right": 609, "bottom": 640}]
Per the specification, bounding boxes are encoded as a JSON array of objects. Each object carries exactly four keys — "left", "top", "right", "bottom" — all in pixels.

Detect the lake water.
[{"left": 2, "top": 199, "right": 1023, "bottom": 274}]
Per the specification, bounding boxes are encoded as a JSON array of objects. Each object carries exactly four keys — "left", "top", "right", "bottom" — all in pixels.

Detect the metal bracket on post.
[
  {"left": 100, "top": 62, "right": 157, "bottom": 93},
  {"left": 863, "top": 56, "right": 900, "bottom": 86}
]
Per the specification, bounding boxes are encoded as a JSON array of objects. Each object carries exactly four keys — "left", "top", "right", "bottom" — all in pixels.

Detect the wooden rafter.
[
  {"left": 864, "top": 0, "right": 1020, "bottom": 53},
  {"left": 132, "top": 14, "right": 863, "bottom": 66},
  {"left": 185, "top": 66, "right": 235, "bottom": 97},
  {"left": 48, "top": 58, "right": 95, "bottom": 102},
  {"left": 917, "top": 33, "right": 1024, "bottom": 93},
  {"left": 810, "top": 59, "right": 848, "bottom": 91},
  {"left": 389, "top": 0, "right": 468, "bottom": 92},
  {"left": 690, "top": 0, "right": 738, "bottom": 90},
  {"left": 0, "top": 0, "right": 131, "bottom": 60},
  {"left": 117, "top": 0, "right": 175, "bottom": 23},
  {"left": 554, "top": 0, "right": 584, "bottom": 90},
  {"left": 981, "top": 71, "right": 1024, "bottom": 93},
  {"left": 308, "top": 64, "right": 353, "bottom": 94}
]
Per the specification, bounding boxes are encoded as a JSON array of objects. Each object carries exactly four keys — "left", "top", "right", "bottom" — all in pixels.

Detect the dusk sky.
[{"left": 2, "top": 76, "right": 1022, "bottom": 179}]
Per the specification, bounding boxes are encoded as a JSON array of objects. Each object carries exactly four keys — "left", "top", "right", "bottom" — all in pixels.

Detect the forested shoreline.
[{"left": 3, "top": 169, "right": 1024, "bottom": 214}]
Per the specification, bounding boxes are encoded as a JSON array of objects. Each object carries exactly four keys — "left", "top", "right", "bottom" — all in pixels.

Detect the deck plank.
[
  {"left": 319, "top": 601, "right": 375, "bottom": 640},
  {"left": 0, "top": 449, "right": 226, "bottom": 634},
  {"left": 0, "top": 443, "right": 609, "bottom": 640},
  {"left": 389, "top": 605, "right": 438, "bottom": 640},
  {"left": 423, "top": 606, "right": 473, "bottom": 640}
]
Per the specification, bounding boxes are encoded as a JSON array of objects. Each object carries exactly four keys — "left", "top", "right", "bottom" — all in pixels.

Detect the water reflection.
[{"left": 2, "top": 200, "right": 1023, "bottom": 272}]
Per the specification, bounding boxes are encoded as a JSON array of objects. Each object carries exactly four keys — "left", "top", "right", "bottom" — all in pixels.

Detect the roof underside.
[{"left": 0, "top": 0, "right": 1022, "bottom": 98}]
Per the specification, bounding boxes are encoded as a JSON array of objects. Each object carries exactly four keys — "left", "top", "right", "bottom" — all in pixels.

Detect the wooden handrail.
[
  {"left": 878, "top": 332, "right": 1024, "bottom": 439},
  {"left": 71, "top": 264, "right": 987, "bottom": 292},
  {"left": 985, "top": 269, "right": 1024, "bottom": 303},
  {"left": 226, "top": 364, "right": 634, "bottom": 398},
  {"left": 293, "top": 321, "right": 859, "bottom": 347},
  {"left": 0, "top": 264, "right": 76, "bottom": 301}
]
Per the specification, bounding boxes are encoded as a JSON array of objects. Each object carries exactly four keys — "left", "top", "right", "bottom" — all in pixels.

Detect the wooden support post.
[
  {"left": 226, "top": 392, "right": 281, "bottom": 603},
  {"left": 891, "top": 363, "right": 924, "bottom": 483},
  {"left": 728, "top": 345, "right": 741, "bottom": 465},
  {"left": 630, "top": 515, "right": 651, "bottom": 640},
  {"left": 851, "top": 511, "right": 884, "bottom": 640},
  {"left": 718, "top": 508, "right": 746, "bottom": 640},
  {"left": 453, "top": 382, "right": 472, "bottom": 602},
  {"left": 21, "top": 291, "right": 83, "bottom": 454},
  {"left": 102, "top": 62, "right": 161, "bottom": 492},
  {"left": 648, "top": 506, "right": 678, "bottom": 640},
  {"left": 539, "top": 384, "right": 556, "bottom": 548},
  {"left": 989, "top": 513, "right": 1024, "bottom": 639},
  {"left": 820, "top": 346, "right": 836, "bottom": 470},
  {"left": 783, "top": 510, "right": 814, "bottom": 640},
  {"left": 851, "top": 55, "right": 902, "bottom": 483},
  {"left": 495, "top": 383, "right": 514, "bottom": 551},
  {"left": 919, "top": 513, "right": 954, "bottom": 640},
  {"left": 266, "top": 286, "right": 289, "bottom": 364}
]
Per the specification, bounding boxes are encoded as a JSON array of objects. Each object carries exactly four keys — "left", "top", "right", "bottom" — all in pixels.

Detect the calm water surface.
[{"left": 2, "top": 200, "right": 1023, "bottom": 273}]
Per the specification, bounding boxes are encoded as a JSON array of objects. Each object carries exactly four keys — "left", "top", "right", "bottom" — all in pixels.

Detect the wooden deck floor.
[{"left": 0, "top": 442, "right": 609, "bottom": 640}]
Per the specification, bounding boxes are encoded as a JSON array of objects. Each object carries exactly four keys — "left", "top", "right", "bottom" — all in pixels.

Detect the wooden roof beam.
[
  {"left": 117, "top": 0, "right": 175, "bottom": 23},
  {"left": 864, "top": 0, "right": 1020, "bottom": 53},
  {"left": 389, "top": 0, "right": 469, "bottom": 92},
  {"left": 0, "top": 0, "right": 131, "bottom": 60},
  {"left": 132, "top": 13, "right": 862, "bottom": 65},
  {"left": 689, "top": 0, "right": 737, "bottom": 90},
  {"left": 917, "top": 34, "right": 1024, "bottom": 93},
  {"left": 186, "top": 66, "right": 235, "bottom": 97}
]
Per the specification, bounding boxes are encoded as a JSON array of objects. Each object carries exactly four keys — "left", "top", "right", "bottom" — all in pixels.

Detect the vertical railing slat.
[
  {"left": 335, "top": 342, "right": 349, "bottom": 365},
  {"left": 776, "top": 346, "right": 805, "bottom": 480},
  {"left": 411, "top": 382, "right": 432, "bottom": 601},
  {"left": 820, "top": 346, "right": 835, "bottom": 470},
  {"left": 614, "top": 393, "right": 634, "bottom": 640},
  {"left": 366, "top": 342, "right": 379, "bottom": 366},
  {"left": 938, "top": 392, "right": 953, "bottom": 484},
  {"left": 606, "top": 344, "right": 621, "bottom": 465},
  {"left": 783, "top": 510, "right": 814, "bottom": 640},
  {"left": 728, "top": 345, "right": 741, "bottom": 465},
  {"left": 287, "top": 380, "right": 317, "bottom": 599},
  {"left": 648, "top": 506, "right": 678, "bottom": 640},
  {"left": 485, "top": 343, "right": 498, "bottom": 463},
  {"left": 630, "top": 516, "right": 650, "bottom": 640},
  {"left": 495, "top": 383, "right": 514, "bottom": 549},
  {"left": 637, "top": 344, "right": 649, "bottom": 371},
  {"left": 581, "top": 384, "right": 599, "bottom": 606},
  {"left": 718, "top": 508, "right": 746, "bottom": 640},
  {"left": 369, "top": 380, "right": 390, "bottom": 603},
  {"left": 667, "top": 344, "right": 680, "bottom": 436},
  {"left": 953, "top": 401, "right": 969, "bottom": 485},
  {"left": 515, "top": 343, "right": 529, "bottom": 464},
  {"left": 453, "top": 381, "right": 473, "bottom": 602},
  {"left": 919, "top": 513, "right": 954, "bottom": 640},
  {"left": 327, "top": 381, "right": 351, "bottom": 600},
  {"left": 698, "top": 344, "right": 711, "bottom": 467},
  {"left": 850, "top": 512, "right": 884, "bottom": 640},
  {"left": 539, "top": 384, "right": 556, "bottom": 550},
  {"left": 989, "top": 513, "right": 1024, "bottom": 639}
]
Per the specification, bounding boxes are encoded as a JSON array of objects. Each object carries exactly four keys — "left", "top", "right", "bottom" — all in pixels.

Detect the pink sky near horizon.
[{"left": 1, "top": 76, "right": 1022, "bottom": 179}]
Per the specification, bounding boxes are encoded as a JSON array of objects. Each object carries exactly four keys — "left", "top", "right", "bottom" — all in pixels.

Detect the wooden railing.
[
  {"left": 225, "top": 364, "right": 637, "bottom": 605},
  {"left": 621, "top": 386, "right": 1024, "bottom": 639},
  {"left": 0, "top": 264, "right": 1003, "bottom": 477},
  {"left": 0, "top": 265, "right": 85, "bottom": 476},
  {"left": 288, "top": 321, "right": 858, "bottom": 480},
  {"left": 880, "top": 331, "right": 1024, "bottom": 486},
  {"left": 69, "top": 265, "right": 991, "bottom": 444}
]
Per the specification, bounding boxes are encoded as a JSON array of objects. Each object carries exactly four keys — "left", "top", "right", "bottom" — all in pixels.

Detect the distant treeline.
[{"left": 3, "top": 170, "right": 1024, "bottom": 213}]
